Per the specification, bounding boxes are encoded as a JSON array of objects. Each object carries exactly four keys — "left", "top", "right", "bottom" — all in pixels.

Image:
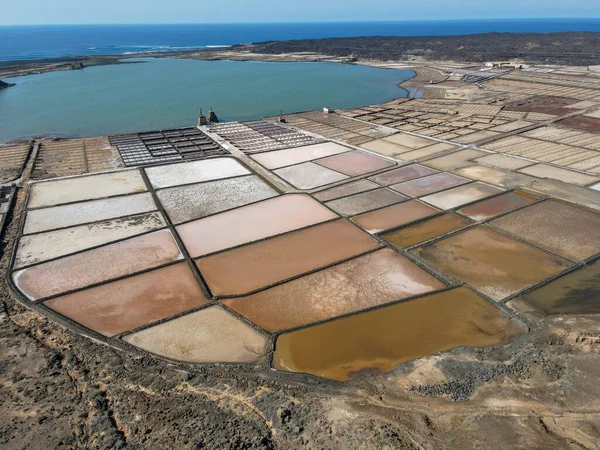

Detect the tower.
[{"left": 197, "top": 109, "right": 208, "bottom": 126}]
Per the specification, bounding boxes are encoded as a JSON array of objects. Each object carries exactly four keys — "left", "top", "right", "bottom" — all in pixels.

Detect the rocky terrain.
[{"left": 236, "top": 32, "right": 600, "bottom": 65}]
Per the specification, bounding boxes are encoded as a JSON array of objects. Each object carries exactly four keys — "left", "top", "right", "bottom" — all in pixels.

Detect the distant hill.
[{"left": 236, "top": 32, "right": 600, "bottom": 65}]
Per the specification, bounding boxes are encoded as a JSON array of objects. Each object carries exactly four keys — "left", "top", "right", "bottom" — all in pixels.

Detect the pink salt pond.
[
  {"left": 368, "top": 164, "right": 438, "bottom": 186},
  {"left": 14, "top": 230, "right": 182, "bottom": 300},
  {"left": 315, "top": 150, "right": 396, "bottom": 176},
  {"left": 177, "top": 194, "right": 337, "bottom": 257},
  {"left": 250, "top": 142, "right": 351, "bottom": 169}
]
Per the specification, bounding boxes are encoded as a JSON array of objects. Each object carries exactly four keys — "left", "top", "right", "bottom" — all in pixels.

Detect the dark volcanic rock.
[
  {"left": 236, "top": 32, "right": 600, "bottom": 65},
  {"left": 0, "top": 80, "right": 14, "bottom": 89}
]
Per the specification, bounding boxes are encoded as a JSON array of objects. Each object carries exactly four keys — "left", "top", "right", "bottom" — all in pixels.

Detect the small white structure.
[
  {"left": 323, "top": 106, "right": 334, "bottom": 114},
  {"left": 484, "top": 61, "right": 523, "bottom": 69}
]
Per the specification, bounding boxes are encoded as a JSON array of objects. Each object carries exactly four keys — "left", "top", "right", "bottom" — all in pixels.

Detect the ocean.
[
  {"left": 0, "top": 59, "right": 413, "bottom": 143},
  {"left": 2, "top": 19, "right": 600, "bottom": 61}
]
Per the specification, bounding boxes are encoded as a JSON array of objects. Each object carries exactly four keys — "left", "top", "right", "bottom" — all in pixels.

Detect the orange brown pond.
[
  {"left": 414, "top": 226, "right": 572, "bottom": 301},
  {"left": 14, "top": 230, "right": 182, "bottom": 300},
  {"left": 176, "top": 194, "right": 337, "bottom": 257},
  {"left": 382, "top": 214, "right": 471, "bottom": 249},
  {"left": 221, "top": 248, "right": 445, "bottom": 332},
  {"left": 314, "top": 150, "right": 396, "bottom": 176},
  {"left": 490, "top": 200, "right": 600, "bottom": 261},
  {"left": 196, "top": 220, "right": 379, "bottom": 296},
  {"left": 518, "top": 258, "right": 600, "bottom": 315},
  {"left": 45, "top": 262, "right": 209, "bottom": 337},
  {"left": 457, "top": 191, "right": 538, "bottom": 221},
  {"left": 352, "top": 199, "right": 439, "bottom": 233},
  {"left": 272, "top": 287, "right": 523, "bottom": 381}
]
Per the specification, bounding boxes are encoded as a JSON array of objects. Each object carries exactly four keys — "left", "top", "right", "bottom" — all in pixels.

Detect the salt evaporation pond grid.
[{"left": 10, "top": 156, "right": 540, "bottom": 380}]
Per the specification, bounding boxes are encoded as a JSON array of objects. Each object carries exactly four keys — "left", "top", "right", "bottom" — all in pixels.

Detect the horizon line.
[{"left": 3, "top": 17, "right": 600, "bottom": 27}]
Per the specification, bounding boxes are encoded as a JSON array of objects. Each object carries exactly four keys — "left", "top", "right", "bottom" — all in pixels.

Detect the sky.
[{"left": 2, "top": 0, "right": 600, "bottom": 25}]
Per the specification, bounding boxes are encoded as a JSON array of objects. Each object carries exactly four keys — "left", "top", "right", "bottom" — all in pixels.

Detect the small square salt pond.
[
  {"left": 368, "top": 165, "right": 438, "bottom": 186},
  {"left": 123, "top": 306, "right": 268, "bottom": 364},
  {"left": 250, "top": 142, "right": 350, "bottom": 169},
  {"left": 313, "top": 179, "right": 379, "bottom": 202},
  {"left": 490, "top": 200, "right": 600, "bottom": 261},
  {"left": 422, "top": 149, "right": 489, "bottom": 171},
  {"left": 454, "top": 165, "right": 538, "bottom": 189},
  {"left": 23, "top": 192, "right": 157, "bottom": 234},
  {"left": 390, "top": 173, "right": 471, "bottom": 197},
  {"left": 474, "top": 154, "right": 534, "bottom": 171},
  {"left": 314, "top": 150, "right": 396, "bottom": 177},
  {"left": 145, "top": 158, "right": 250, "bottom": 189},
  {"left": 274, "top": 162, "right": 349, "bottom": 190},
  {"left": 28, "top": 170, "right": 147, "bottom": 208},
  {"left": 382, "top": 214, "right": 471, "bottom": 248},
  {"left": 157, "top": 176, "right": 278, "bottom": 224},
  {"left": 420, "top": 182, "right": 504, "bottom": 211},
  {"left": 325, "top": 189, "right": 408, "bottom": 216},
  {"left": 359, "top": 139, "right": 411, "bottom": 156},
  {"left": 457, "top": 191, "right": 538, "bottom": 221},
  {"left": 383, "top": 133, "right": 434, "bottom": 149},
  {"left": 414, "top": 226, "right": 572, "bottom": 301},
  {"left": 352, "top": 199, "right": 440, "bottom": 234}
]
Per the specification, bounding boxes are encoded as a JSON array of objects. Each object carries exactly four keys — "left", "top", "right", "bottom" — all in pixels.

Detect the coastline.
[
  {"left": 3, "top": 30, "right": 600, "bottom": 82},
  {"left": 0, "top": 49, "right": 355, "bottom": 80}
]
